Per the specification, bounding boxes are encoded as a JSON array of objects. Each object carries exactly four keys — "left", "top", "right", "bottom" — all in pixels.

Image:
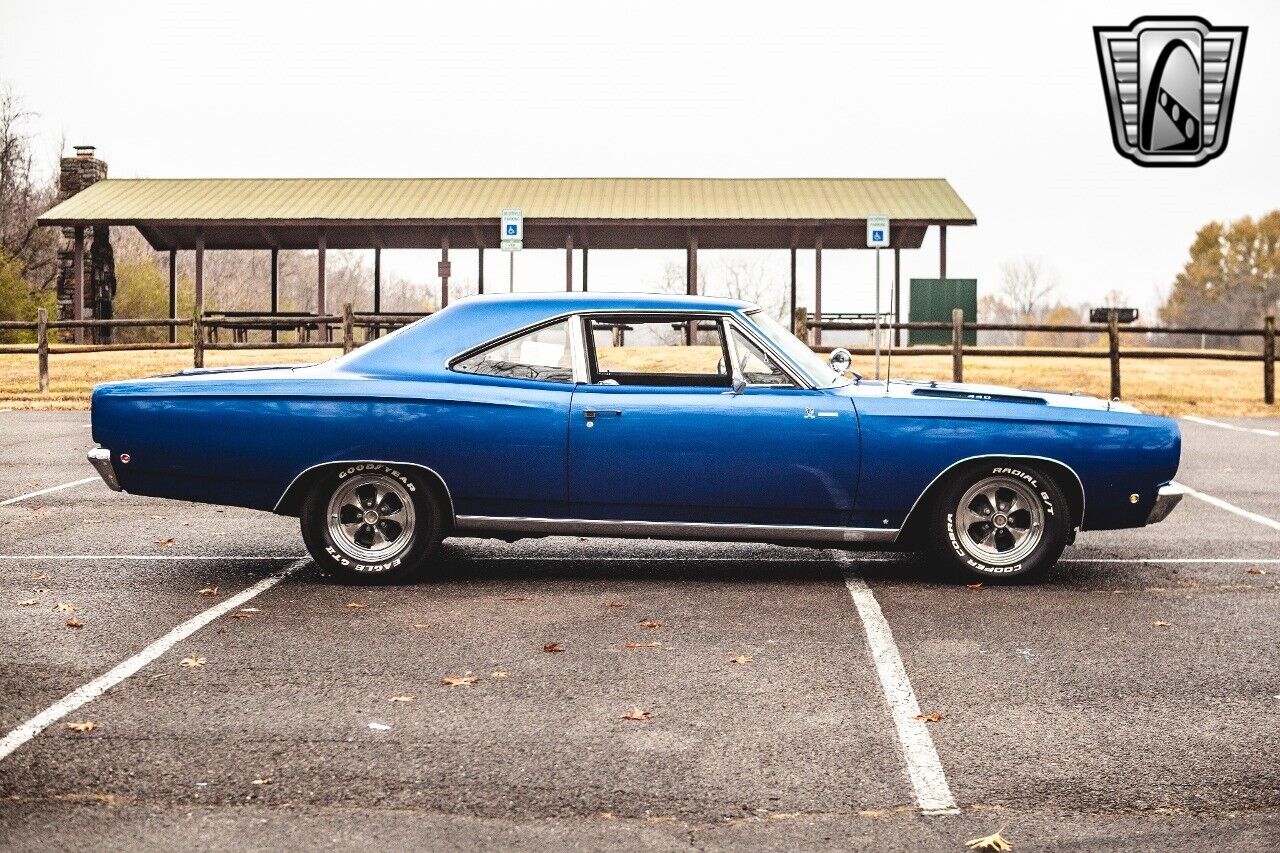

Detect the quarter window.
[
  {"left": 454, "top": 320, "right": 573, "bottom": 383},
  {"left": 728, "top": 326, "right": 793, "bottom": 386}
]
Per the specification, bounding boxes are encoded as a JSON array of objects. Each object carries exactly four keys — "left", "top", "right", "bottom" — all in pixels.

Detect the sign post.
[
  {"left": 867, "top": 215, "right": 891, "bottom": 379},
  {"left": 500, "top": 208, "right": 523, "bottom": 291}
]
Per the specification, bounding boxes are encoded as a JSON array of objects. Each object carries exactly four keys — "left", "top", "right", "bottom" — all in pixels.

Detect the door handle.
[{"left": 583, "top": 409, "right": 623, "bottom": 419}]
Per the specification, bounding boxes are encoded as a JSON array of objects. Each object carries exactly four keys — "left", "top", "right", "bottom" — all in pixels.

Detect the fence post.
[
  {"left": 192, "top": 304, "right": 205, "bottom": 369},
  {"left": 1265, "top": 315, "right": 1276, "bottom": 405},
  {"left": 951, "top": 308, "right": 964, "bottom": 383},
  {"left": 36, "top": 307, "right": 49, "bottom": 393},
  {"left": 1108, "top": 309, "right": 1121, "bottom": 400},
  {"left": 342, "top": 303, "right": 355, "bottom": 354}
]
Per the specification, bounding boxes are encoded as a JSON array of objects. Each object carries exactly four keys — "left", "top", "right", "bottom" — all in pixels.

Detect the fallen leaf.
[
  {"left": 598, "top": 811, "right": 616, "bottom": 820},
  {"left": 180, "top": 656, "right": 206, "bottom": 668},
  {"left": 606, "top": 601, "right": 626, "bottom": 608},
  {"left": 31, "top": 572, "right": 47, "bottom": 580},
  {"left": 1247, "top": 567, "right": 1266, "bottom": 575},
  {"left": 231, "top": 611, "right": 252, "bottom": 620},
  {"left": 251, "top": 777, "right": 272, "bottom": 785},
  {"left": 965, "top": 829, "right": 1013, "bottom": 851},
  {"left": 16, "top": 598, "right": 40, "bottom": 607},
  {"left": 53, "top": 602, "right": 76, "bottom": 613},
  {"left": 915, "top": 711, "right": 942, "bottom": 722},
  {"left": 345, "top": 601, "right": 367, "bottom": 609},
  {"left": 624, "top": 641, "right": 661, "bottom": 649},
  {"left": 621, "top": 708, "right": 652, "bottom": 721},
  {"left": 441, "top": 675, "right": 478, "bottom": 687},
  {"left": 543, "top": 642, "right": 565, "bottom": 653},
  {"left": 966, "top": 583, "right": 984, "bottom": 590},
  {"left": 198, "top": 587, "right": 218, "bottom": 597},
  {"left": 1151, "top": 620, "right": 1172, "bottom": 628},
  {"left": 389, "top": 695, "right": 415, "bottom": 703},
  {"left": 729, "top": 655, "right": 754, "bottom": 665},
  {"left": 155, "top": 537, "right": 175, "bottom": 547},
  {"left": 65, "top": 619, "right": 84, "bottom": 629},
  {"left": 66, "top": 721, "right": 96, "bottom": 733},
  {"left": 412, "top": 623, "right": 430, "bottom": 630},
  {"left": 490, "top": 670, "right": 509, "bottom": 679},
  {"left": 639, "top": 620, "right": 662, "bottom": 629}
]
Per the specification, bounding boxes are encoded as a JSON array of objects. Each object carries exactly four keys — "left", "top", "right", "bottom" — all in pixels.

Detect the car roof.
[{"left": 338, "top": 291, "right": 758, "bottom": 379}]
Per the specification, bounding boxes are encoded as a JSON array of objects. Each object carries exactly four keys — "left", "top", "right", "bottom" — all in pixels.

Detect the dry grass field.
[{"left": 0, "top": 345, "right": 1273, "bottom": 417}]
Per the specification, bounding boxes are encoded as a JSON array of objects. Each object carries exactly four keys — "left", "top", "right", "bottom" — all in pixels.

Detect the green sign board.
[{"left": 908, "top": 279, "right": 977, "bottom": 345}]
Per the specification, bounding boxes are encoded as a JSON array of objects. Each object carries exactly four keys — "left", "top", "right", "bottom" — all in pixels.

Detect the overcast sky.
[{"left": 1, "top": 0, "right": 1276, "bottom": 317}]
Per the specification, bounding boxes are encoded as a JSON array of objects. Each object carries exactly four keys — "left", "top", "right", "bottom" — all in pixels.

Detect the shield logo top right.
[{"left": 1094, "top": 16, "right": 1247, "bottom": 167}]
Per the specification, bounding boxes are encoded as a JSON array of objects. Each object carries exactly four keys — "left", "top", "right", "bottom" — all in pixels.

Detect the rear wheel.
[
  {"left": 300, "top": 463, "right": 442, "bottom": 584},
  {"left": 928, "top": 462, "right": 1070, "bottom": 582}
]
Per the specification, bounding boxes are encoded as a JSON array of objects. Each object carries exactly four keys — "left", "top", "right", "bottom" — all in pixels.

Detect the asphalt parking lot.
[{"left": 1, "top": 411, "right": 1277, "bottom": 851}]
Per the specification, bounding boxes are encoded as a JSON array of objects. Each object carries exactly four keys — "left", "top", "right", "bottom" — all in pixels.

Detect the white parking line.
[
  {"left": 836, "top": 554, "right": 959, "bottom": 816},
  {"left": 0, "top": 477, "right": 99, "bottom": 507},
  {"left": 1183, "top": 415, "right": 1280, "bottom": 437},
  {"left": 1175, "top": 482, "right": 1280, "bottom": 533},
  {"left": 0, "top": 558, "right": 308, "bottom": 764}
]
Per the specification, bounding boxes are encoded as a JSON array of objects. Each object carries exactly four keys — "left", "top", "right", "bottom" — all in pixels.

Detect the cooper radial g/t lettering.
[{"left": 86, "top": 292, "right": 1182, "bottom": 583}]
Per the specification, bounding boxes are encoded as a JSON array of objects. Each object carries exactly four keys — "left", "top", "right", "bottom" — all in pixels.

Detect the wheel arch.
[
  {"left": 273, "top": 460, "right": 455, "bottom": 528},
  {"left": 896, "top": 454, "right": 1085, "bottom": 548}
]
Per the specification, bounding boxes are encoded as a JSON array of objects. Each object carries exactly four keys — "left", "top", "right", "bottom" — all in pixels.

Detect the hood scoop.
[{"left": 911, "top": 387, "right": 1047, "bottom": 405}]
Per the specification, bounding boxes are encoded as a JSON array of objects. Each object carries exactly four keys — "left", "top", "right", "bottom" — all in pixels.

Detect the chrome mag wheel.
[
  {"left": 326, "top": 473, "right": 416, "bottom": 564},
  {"left": 954, "top": 475, "right": 1044, "bottom": 566}
]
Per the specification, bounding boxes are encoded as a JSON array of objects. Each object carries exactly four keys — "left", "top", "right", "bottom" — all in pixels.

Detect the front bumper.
[
  {"left": 1146, "top": 482, "right": 1187, "bottom": 525},
  {"left": 87, "top": 447, "right": 122, "bottom": 492}
]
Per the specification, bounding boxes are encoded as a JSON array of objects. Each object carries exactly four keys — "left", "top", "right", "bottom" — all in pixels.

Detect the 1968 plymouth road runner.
[{"left": 87, "top": 292, "right": 1182, "bottom": 583}]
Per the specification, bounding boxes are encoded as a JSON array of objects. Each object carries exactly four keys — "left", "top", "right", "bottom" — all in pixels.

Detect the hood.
[{"left": 851, "top": 378, "right": 1138, "bottom": 413}]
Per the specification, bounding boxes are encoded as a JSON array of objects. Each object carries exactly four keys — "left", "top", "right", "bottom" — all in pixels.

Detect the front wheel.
[
  {"left": 300, "top": 463, "right": 442, "bottom": 584},
  {"left": 927, "top": 462, "right": 1070, "bottom": 582}
]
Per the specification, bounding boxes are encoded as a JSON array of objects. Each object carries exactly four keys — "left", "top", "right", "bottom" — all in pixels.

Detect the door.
[{"left": 567, "top": 314, "right": 859, "bottom": 526}]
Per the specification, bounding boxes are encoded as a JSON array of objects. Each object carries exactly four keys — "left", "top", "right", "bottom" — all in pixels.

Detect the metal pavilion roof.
[{"left": 39, "top": 177, "right": 975, "bottom": 251}]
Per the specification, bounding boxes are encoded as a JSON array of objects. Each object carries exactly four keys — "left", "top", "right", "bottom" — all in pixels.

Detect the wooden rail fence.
[{"left": 0, "top": 306, "right": 1275, "bottom": 405}]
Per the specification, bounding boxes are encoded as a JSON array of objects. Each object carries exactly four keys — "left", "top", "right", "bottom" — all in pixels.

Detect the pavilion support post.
[
  {"left": 194, "top": 232, "right": 205, "bottom": 332},
  {"left": 893, "top": 247, "right": 902, "bottom": 347},
  {"left": 72, "top": 227, "right": 85, "bottom": 344},
  {"left": 565, "top": 232, "right": 574, "bottom": 291},
  {"left": 814, "top": 231, "right": 824, "bottom": 347},
  {"left": 477, "top": 246, "right": 484, "bottom": 295},
  {"left": 270, "top": 247, "right": 279, "bottom": 343},
  {"left": 789, "top": 246, "right": 797, "bottom": 329},
  {"left": 193, "top": 303, "right": 205, "bottom": 369},
  {"left": 1264, "top": 315, "right": 1275, "bottom": 405},
  {"left": 582, "top": 247, "right": 589, "bottom": 292},
  {"left": 316, "top": 232, "right": 327, "bottom": 341},
  {"left": 686, "top": 232, "right": 699, "bottom": 345},
  {"left": 168, "top": 249, "right": 177, "bottom": 344},
  {"left": 939, "top": 224, "right": 948, "bottom": 278},
  {"left": 439, "top": 233, "right": 450, "bottom": 309}
]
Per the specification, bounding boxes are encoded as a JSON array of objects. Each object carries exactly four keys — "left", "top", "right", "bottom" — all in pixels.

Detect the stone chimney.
[{"left": 55, "top": 146, "right": 110, "bottom": 336}]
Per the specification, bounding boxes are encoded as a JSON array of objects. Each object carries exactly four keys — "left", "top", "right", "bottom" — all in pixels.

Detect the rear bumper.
[
  {"left": 87, "top": 447, "right": 122, "bottom": 492},
  {"left": 1146, "top": 482, "right": 1187, "bottom": 525}
]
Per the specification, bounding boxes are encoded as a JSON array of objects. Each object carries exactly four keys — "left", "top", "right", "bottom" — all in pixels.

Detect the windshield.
[{"left": 743, "top": 310, "right": 847, "bottom": 388}]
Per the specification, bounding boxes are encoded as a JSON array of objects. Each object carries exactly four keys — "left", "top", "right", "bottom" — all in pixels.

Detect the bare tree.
[
  {"left": 0, "top": 84, "right": 58, "bottom": 291},
  {"left": 999, "top": 258, "right": 1057, "bottom": 319}
]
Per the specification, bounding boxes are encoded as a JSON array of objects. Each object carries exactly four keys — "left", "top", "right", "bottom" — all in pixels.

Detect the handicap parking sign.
[
  {"left": 872, "top": 229, "right": 884, "bottom": 242},
  {"left": 866, "top": 215, "right": 890, "bottom": 248},
  {"left": 506, "top": 224, "right": 517, "bottom": 236}
]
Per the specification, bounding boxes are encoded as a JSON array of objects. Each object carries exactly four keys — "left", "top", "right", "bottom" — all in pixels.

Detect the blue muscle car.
[{"left": 87, "top": 292, "right": 1182, "bottom": 582}]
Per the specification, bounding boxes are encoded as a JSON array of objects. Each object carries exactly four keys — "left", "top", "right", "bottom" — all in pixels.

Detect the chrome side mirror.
[{"left": 829, "top": 348, "right": 852, "bottom": 375}]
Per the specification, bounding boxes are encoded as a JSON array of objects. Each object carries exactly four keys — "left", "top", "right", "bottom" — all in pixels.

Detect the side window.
[
  {"left": 587, "top": 316, "right": 731, "bottom": 387},
  {"left": 454, "top": 320, "right": 573, "bottom": 383},
  {"left": 728, "top": 326, "right": 794, "bottom": 387}
]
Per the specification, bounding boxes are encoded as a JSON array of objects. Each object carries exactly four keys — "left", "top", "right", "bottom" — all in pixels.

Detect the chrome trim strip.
[
  {"left": 1145, "top": 482, "right": 1187, "bottom": 525},
  {"left": 86, "top": 447, "right": 121, "bottom": 492},
  {"left": 271, "top": 459, "right": 455, "bottom": 517},
  {"left": 897, "top": 454, "right": 1089, "bottom": 536},
  {"left": 454, "top": 514, "right": 897, "bottom": 544}
]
